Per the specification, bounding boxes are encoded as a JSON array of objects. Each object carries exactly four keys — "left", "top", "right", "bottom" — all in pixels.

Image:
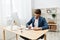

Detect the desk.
[{"left": 0, "top": 26, "right": 48, "bottom": 40}]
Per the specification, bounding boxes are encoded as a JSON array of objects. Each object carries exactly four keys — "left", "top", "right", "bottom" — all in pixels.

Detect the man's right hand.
[{"left": 28, "top": 26, "right": 32, "bottom": 29}]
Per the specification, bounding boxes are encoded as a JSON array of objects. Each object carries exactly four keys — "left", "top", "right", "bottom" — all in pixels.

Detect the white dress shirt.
[{"left": 34, "top": 18, "right": 39, "bottom": 27}]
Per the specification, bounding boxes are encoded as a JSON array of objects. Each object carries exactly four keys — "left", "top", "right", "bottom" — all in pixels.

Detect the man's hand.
[
  {"left": 33, "top": 27, "right": 42, "bottom": 30},
  {"left": 28, "top": 26, "right": 32, "bottom": 29}
]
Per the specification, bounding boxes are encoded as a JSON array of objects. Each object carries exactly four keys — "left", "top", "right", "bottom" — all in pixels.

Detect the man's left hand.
[{"left": 33, "top": 27, "right": 42, "bottom": 30}]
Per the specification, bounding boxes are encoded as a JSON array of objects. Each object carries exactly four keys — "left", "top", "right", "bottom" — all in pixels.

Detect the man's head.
[{"left": 34, "top": 9, "right": 41, "bottom": 19}]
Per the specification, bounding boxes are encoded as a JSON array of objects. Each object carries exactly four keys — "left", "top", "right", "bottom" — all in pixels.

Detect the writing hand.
[{"left": 33, "top": 27, "right": 42, "bottom": 30}]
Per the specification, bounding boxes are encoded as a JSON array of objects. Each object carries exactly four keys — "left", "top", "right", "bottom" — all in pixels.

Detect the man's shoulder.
[
  {"left": 40, "top": 16, "right": 45, "bottom": 19},
  {"left": 31, "top": 16, "right": 35, "bottom": 19}
]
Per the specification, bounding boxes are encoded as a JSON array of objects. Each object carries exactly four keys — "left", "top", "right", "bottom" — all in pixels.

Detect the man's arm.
[
  {"left": 26, "top": 18, "right": 32, "bottom": 28},
  {"left": 42, "top": 18, "right": 49, "bottom": 30}
]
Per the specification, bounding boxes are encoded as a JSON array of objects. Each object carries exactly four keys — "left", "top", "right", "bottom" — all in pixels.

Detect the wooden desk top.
[
  {"left": 0, "top": 26, "right": 48, "bottom": 39},
  {"left": 20, "top": 29, "right": 48, "bottom": 39}
]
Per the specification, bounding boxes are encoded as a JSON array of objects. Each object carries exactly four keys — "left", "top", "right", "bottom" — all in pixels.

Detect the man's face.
[{"left": 34, "top": 13, "right": 41, "bottom": 18}]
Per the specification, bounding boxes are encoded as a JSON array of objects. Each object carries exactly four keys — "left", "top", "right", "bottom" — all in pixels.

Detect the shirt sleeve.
[
  {"left": 42, "top": 18, "right": 49, "bottom": 30},
  {"left": 26, "top": 17, "right": 33, "bottom": 28}
]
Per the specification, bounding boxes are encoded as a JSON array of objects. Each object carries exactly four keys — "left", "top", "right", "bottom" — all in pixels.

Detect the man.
[{"left": 20, "top": 9, "right": 49, "bottom": 40}]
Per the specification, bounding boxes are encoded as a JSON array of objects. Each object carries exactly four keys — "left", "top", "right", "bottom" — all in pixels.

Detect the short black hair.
[{"left": 35, "top": 9, "right": 41, "bottom": 14}]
